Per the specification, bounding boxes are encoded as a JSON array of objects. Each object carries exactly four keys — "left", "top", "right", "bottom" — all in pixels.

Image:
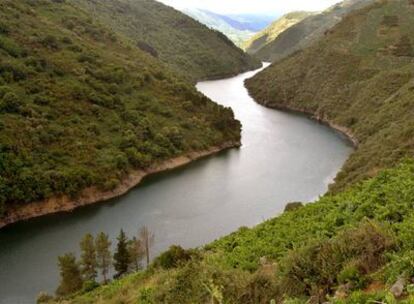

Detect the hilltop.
[
  {"left": 0, "top": 0, "right": 241, "bottom": 224},
  {"left": 72, "top": 0, "right": 261, "bottom": 81},
  {"left": 244, "top": 11, "right": 314, "bottom": 54},
  {"left": 246, "top": 0, "right": 414, "bottom": 191},
  {"left": 250, "top": 0, "right": 374, "bottom": 62}
]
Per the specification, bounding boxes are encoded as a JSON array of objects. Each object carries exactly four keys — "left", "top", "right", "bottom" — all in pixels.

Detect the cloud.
[{"left": 157, "top": 0, "right": 341, "bottom": 15}]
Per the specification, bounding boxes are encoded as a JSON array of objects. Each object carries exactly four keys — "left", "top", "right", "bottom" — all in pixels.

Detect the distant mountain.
[
  {"left": 203, "top": 11, "right": 277, "bottom": 32},
  {"left": 182, "top": 9, "right": 276, "bottom": 47},
  {"left": 73, "top": 0, "right": 261, "bottom": 81},
  {"left": 183, "top": 8, "right": 255, "bottom": 47},
  {"left": 251, "top": 0, "right": 375, "bottom": 62},
  {"left": 244, "top": 11, "right": 314, "bottom": 54}
]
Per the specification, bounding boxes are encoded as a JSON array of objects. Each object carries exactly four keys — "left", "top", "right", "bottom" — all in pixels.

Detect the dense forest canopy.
[
  {"left": 72, "top": 0, "right": 261, "bottom": 82},
  {"left": 0, "top": 0, "right": 241, "bottom": 217}
]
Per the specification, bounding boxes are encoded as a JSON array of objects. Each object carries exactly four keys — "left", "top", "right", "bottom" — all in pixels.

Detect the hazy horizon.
[{"left": 157, "top": 0, "right": 342, "bottom": 15}]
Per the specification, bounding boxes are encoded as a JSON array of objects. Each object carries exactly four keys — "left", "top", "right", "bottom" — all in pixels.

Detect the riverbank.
[
  {"left": 0, "top": 141, "right": 240, "bottom": 230},
  {"left": 248, "top": 96, "right": 359, "bottom": 148}
]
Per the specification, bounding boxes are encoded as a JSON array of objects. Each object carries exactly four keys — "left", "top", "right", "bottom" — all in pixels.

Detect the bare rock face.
[{"left": 390, "top": 277, "right": 406, "bottom": 298}]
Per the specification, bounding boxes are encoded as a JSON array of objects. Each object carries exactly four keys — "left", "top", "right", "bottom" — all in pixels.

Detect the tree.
[
  {"left": 95, "top": 232, "right": 112, "bottom": 283},
  {"left": 113, "top": 229, "right": 129, "bottom": 278},
  {"left": 139, "top": 226, "right": 155, "bottom": 268},
  {"left": 79, "top": 233, "right": 97, "bottom": 281},
  {"left": 128, "top": 237, "right": 144, "bottom": 272},
  {"left": 56, "top": 253, "right": 83, "bottom": 296}
]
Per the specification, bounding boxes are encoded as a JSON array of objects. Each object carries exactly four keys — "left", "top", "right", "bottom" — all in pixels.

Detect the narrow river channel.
[{"left": 0, "top": 65, "right": 353, "bottom": 303}]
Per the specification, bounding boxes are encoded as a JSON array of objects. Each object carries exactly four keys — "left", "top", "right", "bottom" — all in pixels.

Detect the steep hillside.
[
  {"left": 252, "top": 0, "right": 374, "bottom": 62},
  {"left": 246, "top": 0, "right": 414, "bottom": 191},
  {"left": 0, "top": 0, "right": 241, "bottom": 222},
  {"left": 44, "top": 160, "right": 414, "bottom": 303},
  {"left": 183, "top": 9, "right": 255, "bottom": 47},
  {"left": 72, "top": 0, "right": 261, "bottom": 81},
  {"left": 244, "top": 11, "right": 314, "bottom": 54}
]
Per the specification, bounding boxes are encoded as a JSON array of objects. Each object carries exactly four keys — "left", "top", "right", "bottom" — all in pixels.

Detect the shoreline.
[
  {"left": 196, "top": 62, "right": 264, "bottom": 83},
  {"left": 0, "top": 141, "right": 240, "bottom": 230},
  {"left": 250, "top": 98, "right": 359, "bottom": 148}
]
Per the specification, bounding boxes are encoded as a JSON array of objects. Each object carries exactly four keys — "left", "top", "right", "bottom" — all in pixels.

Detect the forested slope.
[
  {"left": 246, "top": 0, "right": 414, "bottom": 191},
  {"left": 0, "top": 0, "right": 241, "bottom": 219},
  {"left": 72, "top": 0, "right": 261, "bottom": 82}
]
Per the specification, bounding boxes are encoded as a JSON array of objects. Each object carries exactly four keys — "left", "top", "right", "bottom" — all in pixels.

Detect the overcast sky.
[{"left": 157, "top": 0, "right": 341, "bottom": 15}]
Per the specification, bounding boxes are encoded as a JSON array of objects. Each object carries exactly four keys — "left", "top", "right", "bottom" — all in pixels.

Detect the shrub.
[
  {"left": 0, "top": 62, "right": 27, "bottom": 81},
  {"left": 0, "top": 36, "right": 25, "bottom": 57},
  {"left": 82, "top": 280, "right": 99, "bottom": 293},
  {"left": 40, "top": 35, "right": 59, "bottom": 50},
  {"left": 284, "top": 202, "right": 303, "bottom": 212},
  {"left": 153, "top": 245, "right": 192, "bottom": 269},
  {"left": 277, "top": 221, "right": 395, "bottom": 299},
  {"left": 0, "top": 92, "right": 23, "bottom": 113},
  {"left": 0, "top": 22, "right": 10, "bottom": 35},
  {"left": 337, "top": 263, "right": 366, "bottom": 289}
]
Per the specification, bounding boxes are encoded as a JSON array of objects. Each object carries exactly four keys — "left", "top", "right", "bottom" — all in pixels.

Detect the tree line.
[{"left": 56, "top": 226, "right": 154, "bottom": 296}]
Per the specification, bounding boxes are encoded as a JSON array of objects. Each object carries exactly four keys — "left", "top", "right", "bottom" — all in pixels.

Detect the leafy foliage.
[
  {"left": 71, "top": 0, "right": 261, "bottom": 82},
  {"left": 0, "top": 0, "right": 242, "bottom": 217}
]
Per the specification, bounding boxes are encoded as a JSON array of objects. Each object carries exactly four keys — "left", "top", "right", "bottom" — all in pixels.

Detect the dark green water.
[{"left": 0, "top": 66, "right": 353, "bottom": 303}]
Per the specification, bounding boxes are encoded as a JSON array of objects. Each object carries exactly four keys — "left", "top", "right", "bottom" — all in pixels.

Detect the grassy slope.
[
  {"left": 72, "top": 0, "right": 261, "bottom": 82},
  {"left": 48, "top": 160, "right": 414, "bottom": 303},
  {"left": 0, "top": 0, "right": 241, "bottom": 217},
  {"left": 244, "top": 11, "right": 313, "bottom": 54},
  {"left": 246, "top": 0, "right": 414, "bottom": 192},
  {"left": 253, "top": 0, "right": 374, "bottom": 62}
]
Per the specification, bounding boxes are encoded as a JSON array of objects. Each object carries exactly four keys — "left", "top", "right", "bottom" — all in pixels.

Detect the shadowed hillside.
[{"left": 72, "top": 0, "right": 261, "bottom": 81}]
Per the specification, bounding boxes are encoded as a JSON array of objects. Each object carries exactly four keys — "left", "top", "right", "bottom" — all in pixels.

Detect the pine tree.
[
  {"left": 128, "top": 237, "right": 144, "bottom": 272},
  {"left": 56, "top": 253, "right": 83, "bottom": 296},
  {"left": 113, "top": 229, "right": 129, "bottom": 278},
  {"left": 139, "top": 226, "right": 154, "bottom": 268},
  {"left": 80, "top": 233, "right": 97, "bottom": 281},
  {"left": 95, "top": 232, "right": 112, "bottom": 283}
]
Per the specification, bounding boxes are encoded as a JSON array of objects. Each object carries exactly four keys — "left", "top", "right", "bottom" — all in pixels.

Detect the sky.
[{"left": 157, "top": 0, "right": 342, "bottom": 15}]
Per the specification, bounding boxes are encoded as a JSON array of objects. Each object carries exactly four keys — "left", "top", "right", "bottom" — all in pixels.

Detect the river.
[{"left": 0, "top": 65, "right": 353, "bottom": 303}]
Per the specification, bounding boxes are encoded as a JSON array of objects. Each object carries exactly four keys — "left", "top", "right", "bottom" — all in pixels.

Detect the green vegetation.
[
  {"left": 249, "top": 0, "right": 374, "bottom": 62},
  {"left": 72, "top": 0, "right": 261, "bottom": 82},
  {"left": 52, "top": 227, "right": 152, "bottom": 298},
  {"left": 244, "top": 11, "right": 313, "bottom": 54},
  {"left": 246, "top": 0, "right": 414, "bottom": 191},
  {"left": 0, "top": 0, "right": 242, "bottom": 218},
  {"left": 39, "top": 1, "right": 414, "bottom": 303},
  {"left": 43, "top": 159, "right": 414, "bottom": 303}
]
